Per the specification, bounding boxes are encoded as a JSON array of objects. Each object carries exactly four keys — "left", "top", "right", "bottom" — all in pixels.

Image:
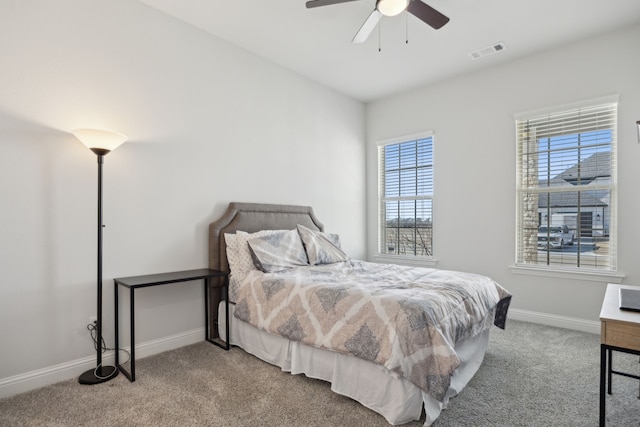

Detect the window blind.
[
  {"left": 515, "top": 102, "right": 617, "bottom": 271},
  {"left": 378, "top": 134, "right": 433, "bottom": 257}
]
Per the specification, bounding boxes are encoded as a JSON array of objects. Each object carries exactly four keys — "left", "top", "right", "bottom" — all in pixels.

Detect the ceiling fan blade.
[
  {"left": 406, "top": 0, "right": 449, "bottom": 29},
  {"left": 306, "top": 0, "right": 361, "bottom": 8},
  {"left": 352, "top": 9, "right": 382, "bottom": 43}
]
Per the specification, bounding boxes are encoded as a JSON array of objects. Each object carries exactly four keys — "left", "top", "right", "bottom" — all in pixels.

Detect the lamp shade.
[
  {"left": 72, "top": 128, "right": 128, "bottom": 152},
  {"left": 378, "top": 0, "right": 409, "bottom": 16}
]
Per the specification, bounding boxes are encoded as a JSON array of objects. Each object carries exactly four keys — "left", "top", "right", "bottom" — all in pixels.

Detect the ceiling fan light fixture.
[{"left": 378, "top": 0, "right": 409, "bottom": 17}]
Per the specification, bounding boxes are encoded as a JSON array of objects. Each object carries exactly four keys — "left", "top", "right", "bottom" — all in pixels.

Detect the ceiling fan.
[{"left": 306, "top": 0, "right": 449, "bottom": 43}]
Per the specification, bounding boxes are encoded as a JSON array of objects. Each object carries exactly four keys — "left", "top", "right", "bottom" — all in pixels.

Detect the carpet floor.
[{"left": 0, "top": 320, "right": 639, "bottom": 426}]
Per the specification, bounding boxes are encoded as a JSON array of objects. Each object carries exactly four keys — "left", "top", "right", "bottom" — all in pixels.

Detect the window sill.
[
  {"left": 372, "top": 254, "right": 438, "bottom": 268},
  {"left": 510, "top": 264, "right": 625, "bottom": 283}
]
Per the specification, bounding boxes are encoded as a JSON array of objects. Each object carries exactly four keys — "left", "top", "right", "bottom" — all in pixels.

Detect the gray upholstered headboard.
[
  {"left": 208, "top": 202, "right": 324, "bottom": 274},
  {"left": 206, "top": 202, "right": 323, "bottom": 340}
]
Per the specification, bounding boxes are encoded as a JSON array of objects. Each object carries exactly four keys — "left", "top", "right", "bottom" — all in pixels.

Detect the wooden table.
[{"left": 599, "top": 283, "right": 640, "bottom": 426}]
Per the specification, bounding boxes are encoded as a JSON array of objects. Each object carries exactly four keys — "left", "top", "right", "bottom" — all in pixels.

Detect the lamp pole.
[
  {"left": 73, "top": 129, "right": 126, "bottom": 385},
  {"left": 79, "top": 148, "right": 118, "bottom": 384},
  {"left": 96, "top": 152, "right": 104, "bottom": 376}
]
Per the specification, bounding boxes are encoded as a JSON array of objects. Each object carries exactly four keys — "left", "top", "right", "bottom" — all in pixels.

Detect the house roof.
[
  {"left": 555, "top": 151, "right": 611, "bottom": 184},
  {"left": 538, "top": 152, "right": 610, "bottom": 208},
  {"left": 538, "top": 192, "right": 608, "bottom": 208}
]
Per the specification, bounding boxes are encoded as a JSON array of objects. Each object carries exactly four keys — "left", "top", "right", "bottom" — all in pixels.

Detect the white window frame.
[
  {"left": 512, "top": 96, "right": 623, "bottom": 282},
  {"left": 376, "top": 131, "right": 435, "bottom": 264}
]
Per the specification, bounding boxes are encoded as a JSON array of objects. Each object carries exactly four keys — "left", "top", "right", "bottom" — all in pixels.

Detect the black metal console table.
[{"left": 114, "top": 268, "right": 229, "bottom": 382}]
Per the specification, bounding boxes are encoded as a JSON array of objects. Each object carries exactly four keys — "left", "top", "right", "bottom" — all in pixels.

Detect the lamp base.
[{"left": 78, "top": 365, "right": 118, "bottom": 385}]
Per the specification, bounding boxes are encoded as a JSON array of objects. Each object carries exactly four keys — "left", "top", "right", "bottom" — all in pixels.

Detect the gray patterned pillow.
[
  {"left": 226, "top": 230, "right": 288, "bottom": 276},
  {"left": 247, "top": 229, "right": 309, "bottom": 273},
  {"left": 297, "top": 224, "right": 349, "bottom": 265}
]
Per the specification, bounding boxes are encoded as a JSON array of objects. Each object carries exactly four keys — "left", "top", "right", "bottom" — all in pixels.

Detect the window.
[
  {"left": 515, "top": 100, "right": 617, "bottom": 272},
  {"left": 378, "top": 133, "right": 433, "bottom": 257}
]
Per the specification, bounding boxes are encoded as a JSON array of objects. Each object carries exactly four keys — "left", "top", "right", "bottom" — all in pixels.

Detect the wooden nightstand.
[
  {"left": 599, "top": 283, "right": 640, "bottom": 426},
  {"left": 114, "top": 268, "right": 229, "bottom": 382}
]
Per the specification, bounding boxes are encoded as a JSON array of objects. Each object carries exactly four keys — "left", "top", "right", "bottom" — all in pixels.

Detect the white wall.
[
  {"left": 366, "top": 24, "right": 640, "bottom": 327},
  {"left": 0, "top": 0, "right": 365, "bottom": 391}
]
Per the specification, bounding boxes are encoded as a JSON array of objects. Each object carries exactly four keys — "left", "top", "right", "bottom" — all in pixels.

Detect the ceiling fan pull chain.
[
  {"left": 406, "top": 10, "right": 409, "bottom": 44},
  {"left": 378, "top": 21, "right": 382, "bottom": 52}
]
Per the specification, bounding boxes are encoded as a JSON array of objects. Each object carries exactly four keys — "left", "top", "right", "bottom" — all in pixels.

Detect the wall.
[
  {"left": 0, "top": 0, "right": 365, "bottom": 394},
  {"left": 366, "top": 24, "right": 640, "bottom": 329}
]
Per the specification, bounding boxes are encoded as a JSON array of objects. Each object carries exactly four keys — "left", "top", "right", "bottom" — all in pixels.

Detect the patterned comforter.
[{"left": 233, "top": 260, "right": 511, "bottom": 402}]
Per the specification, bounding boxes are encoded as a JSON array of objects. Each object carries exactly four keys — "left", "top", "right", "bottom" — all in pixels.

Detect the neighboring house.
[{"left": 538, "top": 151, "right": 610, "bottom": 236}]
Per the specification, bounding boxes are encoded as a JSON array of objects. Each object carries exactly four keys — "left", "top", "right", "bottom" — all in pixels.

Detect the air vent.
[{"left": 469, "top": 42, "right": 506, "bottom": 60}]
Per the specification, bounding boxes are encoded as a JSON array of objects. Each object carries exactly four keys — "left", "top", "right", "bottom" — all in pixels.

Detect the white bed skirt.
[{"left": 218, "top": 302, "right": 489, "bottom": 426}]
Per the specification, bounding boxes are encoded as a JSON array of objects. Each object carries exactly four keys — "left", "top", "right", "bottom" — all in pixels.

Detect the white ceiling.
[{"left": 138, "top": 0, "right": 640, "bottom": 102}]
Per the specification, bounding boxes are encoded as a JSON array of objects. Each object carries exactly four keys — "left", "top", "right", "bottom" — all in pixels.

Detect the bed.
[{"left": 207, "top": 202, "right": 511, "bottom": 426}]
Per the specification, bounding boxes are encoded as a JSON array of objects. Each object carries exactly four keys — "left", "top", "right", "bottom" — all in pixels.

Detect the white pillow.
[
  {"left": 247, "top": 229, "right": 309, "bottom": 273},
  {"left": 224, "top": 233, "right": 241, "bottom": 276},
  {"left": 297, "top": 224, "right": 349, "bottom": 265},
  {"left": 224, "top": 233, "right": 239, "bottom": 272}
]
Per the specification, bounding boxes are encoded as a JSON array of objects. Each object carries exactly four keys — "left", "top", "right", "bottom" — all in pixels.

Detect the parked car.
[{"left": 538, "top": 225, "right": 574, "bottom": 249}]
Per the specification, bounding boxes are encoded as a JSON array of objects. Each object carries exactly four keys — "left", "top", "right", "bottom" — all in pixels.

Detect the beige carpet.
[{"left": 1, "top": 320, "right": 639, "bottom": 426}]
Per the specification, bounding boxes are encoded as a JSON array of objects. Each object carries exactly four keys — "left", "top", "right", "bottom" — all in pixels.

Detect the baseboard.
[
  {"left": 508, "top": 308, "right": 600, "bottom": 335},
  {"left": 0, "top": 327, "right": 205, "bottom": 399},
  {"left": 0, "top": 310, "right": 599, "bottom": 399}
]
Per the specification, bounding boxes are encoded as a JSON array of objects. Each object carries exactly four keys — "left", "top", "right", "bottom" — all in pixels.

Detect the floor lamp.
[{"left": 73, "top": 128, "right": 128, "bottom": 385}]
